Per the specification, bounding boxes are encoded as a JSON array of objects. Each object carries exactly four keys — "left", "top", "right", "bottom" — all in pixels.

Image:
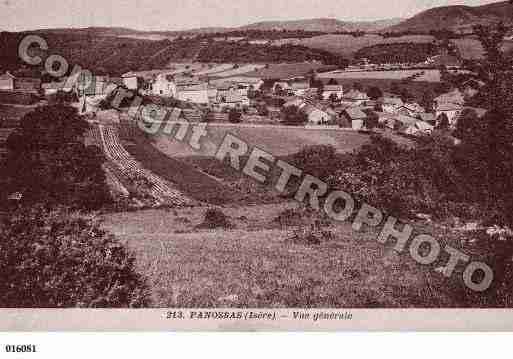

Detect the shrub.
[
  {"left": 290, "top": 145, "right": 342, "bottom": 182},
  {"left": 0, "top": 206, "right": 151, "bottom": 307},
  {"left": 197, "top": 208, "right": 232, "bottom": 229},
  {"left": 228, "top": 108, "right": 242, "bottom": 123}
]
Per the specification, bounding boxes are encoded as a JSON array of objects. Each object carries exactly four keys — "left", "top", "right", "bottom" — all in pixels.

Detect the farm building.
[
  {"left": 290, "top": 82, "right": 310, "bottom": 96},
  {"left": 417, "top": 112, "right": 436, "bottom": 125},
  {"left": 0, "top": 72, "right": 15, "bottom": 91},
  {"left": 342, "top": 107, "right": 368, "bottom": 130},
  {"left": 177, "top": 83, "right": 209, "bottom": 104},
  {"left": 13, "top": 77, "right": 41, "bottom": 93},
  {"left": 342, "top": 89, "right": 369, "bottom": 105},
  {"left": 395, "top": 115, "right": 434, "bottom": 136},
  {"left": 153, "top": 74, "right": 177, "bottom": 97},
  {"left": 380, "top": 96, "right": 404, "bottom": 113},
  {"left": 218, "top": 90, "right": 249, "bottom": 109},
  {"left": 397, "top": 103, "right": 425, "bottom": 117},
  {"left": 300, "top": 104, "right": 331, "bottom": 125},
  {"left": 434, "top": 89, "right": 465, "bottom": 108},
  {"left": 42, "top": 80, "right": 74, "bottom": 95},
  {"left": 322, "top": 85, "right": 344, "bottom": 100}
]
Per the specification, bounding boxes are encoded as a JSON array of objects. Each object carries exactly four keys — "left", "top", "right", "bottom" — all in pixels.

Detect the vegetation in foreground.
[{"left": 0, "top": 105, "right": 151, "bottom": 307}]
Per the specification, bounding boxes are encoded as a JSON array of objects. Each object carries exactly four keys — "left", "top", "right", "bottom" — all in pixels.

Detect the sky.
[{"left": 0, "top": 0, "right": 503, "bottom": 32}]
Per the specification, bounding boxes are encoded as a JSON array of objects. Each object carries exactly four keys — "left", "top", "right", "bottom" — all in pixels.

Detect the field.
[
  {"left": 101, "top": 202, "right": 489, "bottom": 307},
  {"left": 318, "top": 69, "right": 444, "bottom": 82},
  {"left": 452, "top": 37, "right": 513, "bottom": 60},
  {"left": 152, "top": 124, "right": 370, "bottom": 158},
  {"left": 239, "top": 63, "right": 338, "bottom": 80},
  {"left": 274, "top": 34, "right": 436, "bottom": 58}
]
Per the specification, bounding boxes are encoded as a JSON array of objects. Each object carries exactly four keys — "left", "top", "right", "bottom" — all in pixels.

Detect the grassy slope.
[
  {"left": 152, "top": 125, "right": 370, "bottom": 158},
  {"left": 124, "top": 135, "right": 245, "bottom": 205},
  {"left": 102, "top": 203, "right": 486, "bottom": 308},
  {"left": 275, "top": 34, "right": 436, "bottom": 58}
]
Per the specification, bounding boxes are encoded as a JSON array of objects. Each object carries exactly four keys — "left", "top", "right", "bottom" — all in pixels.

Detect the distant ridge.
[{"left": 385, "top": 1, "right": 513, "bottom": 33}]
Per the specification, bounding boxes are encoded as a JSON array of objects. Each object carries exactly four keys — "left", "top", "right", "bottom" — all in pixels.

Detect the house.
[
  {"left": 207, "top": 85, "right": 218, "bottom": 103},
  {"left": 434, "top": 89, "right": 465, "bottom": 108},
  {"left": 273, "top": 81, "right": 291, "bottom": 94},
  {"left": 152, "top": 74, "right": 176, "bottom": 96},
  {"left": 177, "top": 82, "right": 209, "bottom": 104},
  {"left": 417, "top": 112, "right": 436, "bottom": 126},
  {"left": 13, "top": 77, "right": 41, "bottom": 93},
  {"left": 380, "top": 96, "right": 404, "bottom": 113},
  {"left": 396, "top": 115, "right": 434, "bottom": 136},
  {"left": 322, "top": 85, "right": 344, "bottom": 100},
  {"left": 216, "top": 77, "right": 264, "bottom": 92},
  {"left": 219, "top": 90, "right": 249, "bottom": 108},
  {"left": 215, "top": 82, "right": 236, "bottom": 99},
  {"left": 77, "top": 75, "right": 111, "bottom": 96},
  {"left": 121, "top": 72, "right": 140, "bottom": 90},
  {"left": 425, "top": 54, "right": 462, "bottom": 68},
  {"left": 342, "top": 89, "right": 369, "bottom": 105},
  {"left": 290, "top": 82, "right": 310, "bottom": 96},
  {"left": 300, "top": 104, "right": 331, "bottom": 125},
  {"left": 283, "top": 97, "right": 305, "bottom": 108},
  {"left": 397, "top": 103, "right": 425, "bottom": 117},
  {"left": 435, "top": 103, "right": 463, "bottom": 128},
  {"left": 342, "top": 107, "right": 368, "bottom": 130},
  {"left": 42, "top": 80, "right": 74, "bottom": 95},
  {"left": 0, "top": 72, "right": 15, "bottom": 91}
]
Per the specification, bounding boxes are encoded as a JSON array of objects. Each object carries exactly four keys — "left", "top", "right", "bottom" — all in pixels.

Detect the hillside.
[
  {"left": 239, "top": 18, "right": 403, "bottom": 33},
  {"left": 386, "top": 1, "right": 513, "bottom": 33}
]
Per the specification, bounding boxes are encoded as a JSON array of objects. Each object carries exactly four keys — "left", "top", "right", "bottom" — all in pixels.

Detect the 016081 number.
[{"left": 5, "top": 345, "right": 37, "bottom": 353}]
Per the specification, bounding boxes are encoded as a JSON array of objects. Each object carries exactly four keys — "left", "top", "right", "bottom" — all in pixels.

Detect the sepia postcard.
[{"left": 0, "top": 0, "right": 513, "bottom": 332}]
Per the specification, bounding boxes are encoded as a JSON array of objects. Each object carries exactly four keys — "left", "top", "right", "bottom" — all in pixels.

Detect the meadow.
[
  {"left": 318, "top": 69, "right": 444, "bottom": 82},
  {"left": 101, "top": 202, "right": 491, "bottom": 308},
  {"left": 152, "top": 124, "right": 370, "bottom": 158}
]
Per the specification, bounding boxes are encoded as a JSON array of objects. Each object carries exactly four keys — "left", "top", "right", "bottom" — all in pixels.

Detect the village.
[{"left": 0, "top": 57, "right": 487, "bottom": 142}]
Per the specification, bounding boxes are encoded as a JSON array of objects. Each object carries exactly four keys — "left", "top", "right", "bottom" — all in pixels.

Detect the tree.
[
  {"left": 363, "top": 110, "right": 379, "bottom": 130},
  {"left": 420, "top": 90, "right": 435, "bottom": 113},
  {"left": 281, "top": 105, "right": 308, "bottom": 126},
  {"left": 468, "top": 23, "right": 513, "bottom": 221},
  {"left": 327, "top": 78, "right": 338, "bottom": 85},
  {"left": 353, "top": 82, "right": 364, "bottom": 91},
  {"left": 228, "top": 108, "right": 242, "bottom": 123},
  {"left": 3, "top": 105, "right": 111, "bottom": 210},
  {"left": 367, "top": 86, "right": 383, "bottom": 100},
  {"left": 0, "top": 206, "right": 150, "bottom": 307},
  {"left": 328, "top": 93, "right": 339, "bottom": 103},
  {"left": 436, "top": 113, "right": 450, "bottom": 130}
]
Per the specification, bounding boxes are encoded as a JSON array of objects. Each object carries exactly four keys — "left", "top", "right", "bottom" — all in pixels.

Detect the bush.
[
  {"left": 0, "top": 206, "right": 151, "bottom": 307},
  {"left": 197, "top": 208, "right": 232, "bottom": 229},
  {"left": 228, "top": 108, "right": 242, "bottom": 123},
  {"left": 290, "top": 145, "right": 342, "bottom": 181}
]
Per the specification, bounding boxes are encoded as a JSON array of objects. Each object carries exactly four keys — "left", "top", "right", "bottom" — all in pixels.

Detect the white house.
[
  {"left": 42, "top": 80, "right": 74, "bottom": 95},
  {"left": 121, "top": 72, "right": 139, "bottom": 90},
  {"left": 177, "top": 83, "right": 209, "bottom": 104},
  {"left": 380, "top": 97, "right": 403, "bottom": 113},
  {"left": 397, "top": 103, "right": 425, "bottom": 117},
  {"left": 152, "top": 74, "right": 177, "bottom": 96},
  {"left": 435, "top": 103, "right": 464, "bottom": 128},
  {"left": 0, "top": 72, "right": 15, "bottom": 91},
  {"left": 342, "top": 89, "right": 369, "bottom": 105},
  {"left": 342, "top": 107, "right": 368, "bottom": 130},
  {"left": 322, "top": 85, "right": 344, "bottom": 100},
  {"left": 290, "top": 82, "right": 310, "bottom": 96},
  {"left": 301, "top": 104, "right": 331, "bottom": 125}
]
